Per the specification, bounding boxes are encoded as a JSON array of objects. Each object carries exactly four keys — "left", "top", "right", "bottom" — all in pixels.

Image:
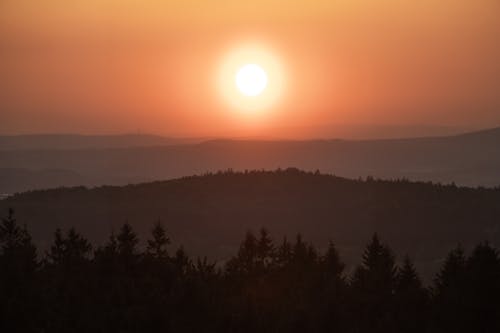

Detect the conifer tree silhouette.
[
  {"left": 43, "top": 227, "right": 92, "bottom": 332},
  {"left": 2, "top": 210, "right": 500, "bottom": 333},
  {"left": 146, "top": 220, "right": 170, "bottom": 259},
  {"left": 463, "top": 242, "right": 500, "bottom": 331},
  {"left": 434, "top": 244, "right": 466, "bottom": 292},
  {"left": 321, "top": 241, "right": 345, "bottom": 278},
  {"left": 256, "top": 228, "right": 274, "bottom": 271},
  {"left": 350, "top": 233, "right": 398, "bottom": 333},
  {"left": 227, "top": 231, "right": 258, "bottom": 276},
  {"left": 47, "top": 228, "right": 65, "bottom": 264},
  {"left": 276, "top": 236, "right": 292, "bottom": 268},
  {"left": 0, "top": 208, "right": 39, "bottom": 332},
  {"left": 47, "top": 227, "right": 91, "bottom": 268},
  {"left": 117, "top": 223, "right": 139, "bottom": 257},
  {"left": 433, "top": 244, "right": 467, "bottom": 333},
  {"left": 318, "top": 241, "right": 346, "bottom": 332},
  {"left": 395, "top": 255, "right": 428, "bottom": 333},
  {"left": 173, "top": 246, "right": 191, "bottom": 275}
]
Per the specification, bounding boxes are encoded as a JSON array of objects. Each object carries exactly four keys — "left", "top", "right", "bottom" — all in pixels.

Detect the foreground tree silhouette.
[
  {"left": 394, "top": 256, "right": 428, "bottom": 333},
  {"left": 462, "top": 242, "right": 500, "bottom": 332},
  {"left": 433, "top": 243, "right": 500, "bottom": 332},
  {"left": 318, "top": 241, "right": 347, "bottom": 332},
  {"left": 433, "top": 245, "right": 467, "bottom": 333},
  {"left": 274, "top": 234, "right": 320, "bottom": 332},
  {"left": 47, "top": 227, "right": 92, "bottom": 268},
  {"left": 173, "top": 246, "right": 191, "bottom": 274},
  {"left": 256, "top": 228, "right": 274, "bottom": 272},
  {"left": 350, "top": 233, "right": 398, "bottom": 333},
  {"left": 43, "top": 227, "right": 93, "bottom": 332},
  {"left": 2, "top": 209, "right": 500, "bottom": 333},
  {"left": 117, "top": 223, "right": 139, "bottom": 259},
  {"left": 226, "top": 231, "right": 258, "bottom": 276},
  {"left": 146, "top": 220, "right": 170, "bottom": 260},
  {"left": 276, "top": 236, "right": 292, "bottom": 267},
  {"left": 92, "top": 223, "right": 147, "bottom": 332},
  {"left": 0, "top": 209, "right": 39, "bottom": 332}
]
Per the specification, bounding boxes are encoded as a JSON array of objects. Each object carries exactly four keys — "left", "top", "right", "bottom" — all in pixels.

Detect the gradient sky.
[{"left": 1, "top": 0, "right": 500, "bottom": 137}]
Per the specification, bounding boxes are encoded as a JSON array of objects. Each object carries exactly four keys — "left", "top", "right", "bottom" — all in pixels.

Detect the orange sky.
[{"left": 1, "top": 0, "right": 500, "bottom": 137}]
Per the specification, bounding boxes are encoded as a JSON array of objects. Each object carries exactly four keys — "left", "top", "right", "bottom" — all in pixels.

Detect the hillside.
[
  {"left": 1, "top": 127, "right": 499, "bottom": 194},
  {"left": 1, "top": 169, "right": 499, "bottom": 279},
  {"left": 0, "top": 134, "right": 202, "bottom": 150}
]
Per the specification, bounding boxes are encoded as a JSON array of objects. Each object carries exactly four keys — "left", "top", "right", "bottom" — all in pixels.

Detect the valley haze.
[{"left": 1, "top": 127, "right": 499, "bottom": 194}]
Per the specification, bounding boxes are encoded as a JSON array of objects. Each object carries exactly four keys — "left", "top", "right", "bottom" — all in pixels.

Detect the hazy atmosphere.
[
  {"left": 2, "top": 0, "right": 500, "bottom": 137},
  {"left": 1, "top": 1, "right": 500, "bottom": 332}
]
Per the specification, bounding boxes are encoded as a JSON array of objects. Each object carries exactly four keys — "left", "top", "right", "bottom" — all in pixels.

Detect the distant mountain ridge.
[
  {"left": 0, "top": 134, "right": 203, "bottom": 150},
  {"left": 0, "top": 127, "right": 499, "bottom": 193}
]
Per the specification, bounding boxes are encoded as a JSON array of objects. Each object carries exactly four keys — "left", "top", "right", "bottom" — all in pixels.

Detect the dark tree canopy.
[{"left": 1, "top": 208, "right": 500, "bottom": 333}]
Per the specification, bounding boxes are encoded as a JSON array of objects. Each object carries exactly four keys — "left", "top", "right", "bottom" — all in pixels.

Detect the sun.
[
  {"left": 218, "top": 42, "right": 285, "bottom": 113},
  {"left": 235, "top": 64, "right": 268, "bottom": 97}
]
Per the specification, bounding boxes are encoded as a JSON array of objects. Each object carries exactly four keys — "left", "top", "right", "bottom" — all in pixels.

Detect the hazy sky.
[{"left": 1, "top": 0, "right": 500, "bottom": 137}]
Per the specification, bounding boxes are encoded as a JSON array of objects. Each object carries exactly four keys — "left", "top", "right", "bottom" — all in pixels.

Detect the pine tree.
[
  {"left": 397, "top": 256, "right": 422, "bottom": 292},
  {"left": 117, "top": 223, "right": 139, "bottom": 257},
  {"left": 276, "top": 236, "right": 292, "bottom": 268},
  {"left": 321, "top": 241, "right": 345, "bottom": 278},
  {"left": 0, "top": 209, "right": 39, "bottom": 332},
  {"left": 47, "top": 227, "right": 91, "bottom": 268},
  {"left": 43, "top": 227, "right": 92, "bottom": 331},
  {"left": 463, "top": 242, "right": 500, "bottom": 331},
  {"left": 466, "top": 242, "right": 500, "bottom": 287},
  {"left": 173, "top": 246, "right": 191, "bottom": 275},
  {"left": 292, "top": 234, "right": 310, "bottom": 265},
  {"left": 350, "top": 233, "right": 398, "bottom": 333},
  {"left": 226, "top": 231, "right": 258, "bottom": 276},
  {"left": 47, "top": 228, "right": 65, "bottom": 265},
  {"left": 395, "top": 256, "right": 428, "bottom": 333},
  {"left": 65, "top": 227, "right": 92, "bottom": 263},
  {"left": 318, "top": 241, "right": 347, "bottom": 332},
  {"left": 433, "top": 244, "right": 467, "bottom": 333},
  {"left": 94, "top": 231, "right": 119, "bottom": 273},
  {"left": 0, "top": 208, "right": 38, "bottom": 275},
  {"left": 353, "top": 233, "right": 397, "bottom": 293},
  {"left": 147, "top": 220, "right": 170, "bottom": 259},
  {"left": 195, "top": 256, "right": 216, "bottom": 279},
  {"left": 256, "top": 228, "right": 274, "bottom": 271},
  {"left": 434, "top": 244, "right": 466, "bottom": 293}
]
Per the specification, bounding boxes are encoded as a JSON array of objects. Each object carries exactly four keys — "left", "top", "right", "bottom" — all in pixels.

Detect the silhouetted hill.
[
  {"left": 0, "top": 134, "right": 201, "bottom": 150},
  {"left": 450, "top": 126, "right": 500, "bottom": 145},
  {"left": 1, "top": 169, "right": 499, "bottom": 279},
  {"left": 0, "top": 127, "right": 499, "bottom": 193},
  {"left": 0, "top": 168, "right": 87, "bottom": 194}
]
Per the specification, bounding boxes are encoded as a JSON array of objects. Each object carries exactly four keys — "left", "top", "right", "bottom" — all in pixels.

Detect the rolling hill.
[
  {"left": 0, "top": 127, "right": 499, "bottom": 193},
  {"left": 1, "top": 169, "right": 499, "bottom": 280},
  {"left": 0, "top": 134, "right": 202, "bottom": 150}
]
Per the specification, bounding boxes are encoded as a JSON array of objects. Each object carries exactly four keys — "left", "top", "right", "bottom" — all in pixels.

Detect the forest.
[
  {"left": 1, "top": 208, "right": 499, "bottom": 333},
  {"left": 2, "top": 169, "right": 500, "bottom": 281}
]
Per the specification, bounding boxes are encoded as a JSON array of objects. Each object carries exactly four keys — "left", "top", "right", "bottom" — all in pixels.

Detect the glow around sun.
[{"left": 218, "top": 43, "right": 285, "bottom": 113}]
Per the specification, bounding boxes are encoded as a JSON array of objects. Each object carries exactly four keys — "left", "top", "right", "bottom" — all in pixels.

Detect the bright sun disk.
[
  {"left": 235, "top": 64, "right": 268, "bottom": 97},
  {"left": 218, "top": 43, "right": 284, "bottom": 112}
]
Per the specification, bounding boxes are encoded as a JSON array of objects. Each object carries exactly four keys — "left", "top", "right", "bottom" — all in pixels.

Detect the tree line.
[{"left": 1, "top": 208, "right": 499, "bottom": 332}]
